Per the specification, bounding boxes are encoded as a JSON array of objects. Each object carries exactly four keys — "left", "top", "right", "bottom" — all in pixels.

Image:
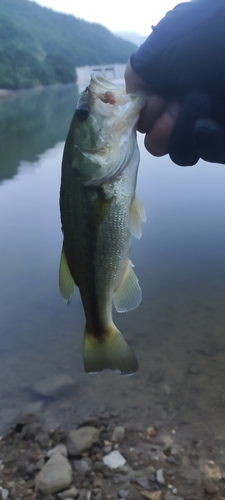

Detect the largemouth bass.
[{"left": 59, "top": 73, "right": 146, "bottom": 374}]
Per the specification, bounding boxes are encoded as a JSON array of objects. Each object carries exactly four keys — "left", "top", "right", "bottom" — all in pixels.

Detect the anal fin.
[{"left": 113, "top": 260, "right": 142, "bottom": 312}]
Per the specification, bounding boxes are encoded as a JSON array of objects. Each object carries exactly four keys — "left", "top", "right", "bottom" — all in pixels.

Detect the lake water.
[{"left": 1, "top": 84, "right": 225, "bottom": 444}]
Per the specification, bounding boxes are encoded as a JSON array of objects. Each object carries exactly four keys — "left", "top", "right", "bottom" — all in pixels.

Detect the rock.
[
  {"left": 47, "top": 444, "right": 68, "bottom": 458},
  {"left": 136, "top": 477, "right": 150, "bottom": 489},
  {"left": 0, "top": 487, "right": 9, "bottom": 500},
  {"left": 57, "top": 486, "right": 77, "bottom": 499},
  {"left": 188, "top": 364, "right": 199, "bottom": 375},
  {"left": 146, "top": 427, "right": 157, "bottom": 437},
  {"left": 33, "top": 373, "right": 75, "bottom": 397},
  {"left": 35, "top": 432, "right": 50, "bottom": 448},
  {"left": 26, "top": 463, "right": 38, "bottom": 476},
  {"left": 22, "top": 401, "right": 44, "bottom": 414},
  {"left": 80, "top": 417, "right": 100, "bottom": 427},
  {"left": 103, "top": 445, "right": 112, "bottom": 454},
  {"left": 73, "top": 459, "right": 90, "bottom": 475},
  {"left": 67, "top": 426, "right": 100, "bottom": 455},
  {"left": 141, "top": 492, "right": 162, "bottom": 500},
  {"left": 118, "top": 490, "right": 129, "bottom": 499},
  {"left": 111, "top": 426, "right": 125, "bottom": 442},
  {"left": 202, "top": 479, "right": 219, "bottom": 494},
  {"left": 15, "top": 413, "right": 40, "bottom": 427},
  {"left": 36, "top": 458, "right": 46, "bottom": 470},
  {"left": 20, "top": 422, "right": 42, "bottom": 439},
  {"left": 103, "top": 450, "right": 126, "bottom": 469},
  {"left": 94, "top": 461, "right": 104, "bottom": 471},
  {"left": 205, "top": 461, "right": 222, "bottom": 480},
  {"left": 35, "top": 453, "right": 72, "bottom": 495},
  {"left": 156, "top": 469, "right": 165, "bottom": 485},
  {"left": 76, "top": 489, "right": 91, "bottom": 500}
]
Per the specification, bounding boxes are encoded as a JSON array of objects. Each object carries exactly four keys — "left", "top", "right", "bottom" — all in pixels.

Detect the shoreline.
[{"left": 1, "top": 410, "right": 225, "bottom": 500}]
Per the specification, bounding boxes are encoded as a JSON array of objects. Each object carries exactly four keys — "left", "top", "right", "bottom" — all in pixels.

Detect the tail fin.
[{"left": 84, "top": 325, "right": 138, "bottom": 374}]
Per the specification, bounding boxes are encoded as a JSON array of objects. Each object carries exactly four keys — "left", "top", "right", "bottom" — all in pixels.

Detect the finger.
[
  {"left": 137, "top": 95, "right": 166, "bottom": 133},
  {"left": 169, "top": 92, "right": 211, "bottom": 166},
  {"left": 144, "top": 101, "right": 182, "bottom": 156},
  {"left": 194, "top": 118, "right": 225, "bottom": 164},
  {"left": 124, "top": 61, "right": 150, "bottom": 93}
]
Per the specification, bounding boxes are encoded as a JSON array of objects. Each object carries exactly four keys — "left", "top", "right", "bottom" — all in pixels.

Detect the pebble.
[
  {"left": 15, "top": 412, "right": 40, "bottom": 427},
  {"left": 118, "top": 489, "right": 129, "bottom": 498},
  {"left": 111, "top": 426, "right": 125, "bottom": 442},
  {"left": 0, "top": 487, "right": 9, "bottom": 500},
  {"left": 67, "top": 426, "right": 100, "bottom": 455},
  {"left": 156, "top": 469, "right": 165, "bottom": 485},
  {"left": 47, "top": 444, "right": 68, "bottom": 458},
  {"left": 205, "top": 461, "right": 222, "bottom": 480},
  {"left": 35, "top": 432, "right": 50, "bottom": 448},
  {"left": 57, "top": 486, "right": 77, "bottom": 499},
  {"left": 103, "top": 451, "right": 126, "bottom": 469},
  {"left": 20, "top": 422, "right": 42, "bottom": 439},
  {"left": 188, "top": 364, "right": 199, "bottom": 375},
  {"left": 141, "top": 491, "right": 162, "bottom": 500},
  {"left": 33, "top": 373, "right": 75, "bottom": 397},
  {"left": 35, "top": 453, "right": 72, "bottom": 495},
  {"left": 80, "top": 417, "right": 100, "bottom": 428},
  {"left": 73, "top": 459, "right": 90, "bottom": 475},
  {"left": 202, "top": 479, "right": 219, "bottom": 495}
]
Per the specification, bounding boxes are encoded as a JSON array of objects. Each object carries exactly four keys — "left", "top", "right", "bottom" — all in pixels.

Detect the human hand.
[
  {"left": 125, "top": 1, "right": 225, "bottom": 166},
  {"left": 125, "top": 61, "right": 182, "bottom": 158}
]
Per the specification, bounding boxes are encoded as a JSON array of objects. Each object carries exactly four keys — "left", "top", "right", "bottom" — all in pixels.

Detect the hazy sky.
[{"left": 30, "top": 0, "right": 187, "bottom": 35}]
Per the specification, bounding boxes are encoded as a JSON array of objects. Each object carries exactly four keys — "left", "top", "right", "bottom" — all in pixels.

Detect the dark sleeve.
[{"left": 130, "top": 0, "right": 225, "bottom": 100}]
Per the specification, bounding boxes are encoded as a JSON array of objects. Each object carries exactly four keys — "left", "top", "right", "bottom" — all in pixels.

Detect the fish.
[{"left": 59, "top": 73, "right": 146, "bottom": 374}]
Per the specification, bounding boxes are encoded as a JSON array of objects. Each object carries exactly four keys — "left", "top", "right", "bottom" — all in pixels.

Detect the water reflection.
[
  {"left": 1, "top": 85, "right": 225, "bottom": 445},
  {"left": 0, "top": 84, "right": 78, "bottom": 183}
]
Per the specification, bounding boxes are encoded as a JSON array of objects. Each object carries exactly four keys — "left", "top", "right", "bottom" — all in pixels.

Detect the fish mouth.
[{"left": 99, "top": 91, "right": 116, "bottom": 105}]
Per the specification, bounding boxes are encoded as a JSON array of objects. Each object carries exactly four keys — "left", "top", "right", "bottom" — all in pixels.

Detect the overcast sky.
[{"left": 30, "top": 0, "right": 187, "bottom": 35}]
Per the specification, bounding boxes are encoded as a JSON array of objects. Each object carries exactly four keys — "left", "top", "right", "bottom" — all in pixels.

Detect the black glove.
[{"left": 130, "top": 0, "right": 225, "bottom": 166}]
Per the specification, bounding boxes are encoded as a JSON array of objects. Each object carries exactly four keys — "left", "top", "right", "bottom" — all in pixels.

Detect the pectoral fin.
[
  {"left": 59, "top": 248, "right": 77, "bottom": 303},
  {"left": 129, "top": 194, "right": 147, "bottom": 239},
  {"left": 113, "top": 260, "right": 142, "bottom": 312}
]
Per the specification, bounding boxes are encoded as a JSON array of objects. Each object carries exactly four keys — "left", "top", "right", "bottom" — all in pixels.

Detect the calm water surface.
[{"left": 1, "top": 84, "right": 225, "bottom": 441}]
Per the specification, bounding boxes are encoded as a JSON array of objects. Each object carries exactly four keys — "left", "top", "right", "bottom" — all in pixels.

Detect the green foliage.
[{"left": 0, "top": 0, "right": 137, "bottom": 90}]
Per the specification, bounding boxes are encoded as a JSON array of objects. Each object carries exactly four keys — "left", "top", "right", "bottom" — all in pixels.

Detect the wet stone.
[
  {"left": 47, "top": 444, "right": 68, "bottom": 458},
  {"left": 67, "top": 426, "right": 100, "bottom": 455},
  {"left": 111, "top": 426, "right": 125, "bottom": 442},
  {"left": 73, "top": 459, "right": 91, "bottom": 475},
  {"left": 57, "top": 486, "right": 77, "bottom": 499},
  {"left": 202, "top": 479, "right": 219, "bottom": 494},
  {"left": 156, "top": 469, "right": 165, "bottom": 485},
  {"left": 15, "top": 412, "right": 40, "bottom": 429},
  {"left": 20, "top": 422, "right": 42, "bottom": 439},
  {"left": 35, "top": 453, "right": 72, "bottom": 495},
  {"left": 80, "top": 417, "right": 100, "bottom": 428},
  {"left": 33, "top": 373, "right": 75, "bottom": 397},
  {"left": 103, "top": 451, "right": 126, "bottom": 469},
  {"left": 35, "top": 432, "right": 50, "bottom": 448},
  {"left": 118, "top": 490, "right": 129, "bottom": 499}
]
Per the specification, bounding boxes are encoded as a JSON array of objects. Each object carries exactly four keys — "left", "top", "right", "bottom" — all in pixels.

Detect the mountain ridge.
[{"left": 0, "top": 0, "right": 137, "bottom": 89}]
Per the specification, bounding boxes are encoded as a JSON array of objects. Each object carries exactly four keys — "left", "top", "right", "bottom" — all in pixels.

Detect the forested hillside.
[{"left": 0, "top": 0, "right": 136, "bottom": 89}]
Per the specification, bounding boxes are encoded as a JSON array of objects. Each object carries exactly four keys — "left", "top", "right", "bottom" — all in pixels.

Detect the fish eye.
[{"left": 76, "top": 104, "right": 90, "bottom": 121}]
